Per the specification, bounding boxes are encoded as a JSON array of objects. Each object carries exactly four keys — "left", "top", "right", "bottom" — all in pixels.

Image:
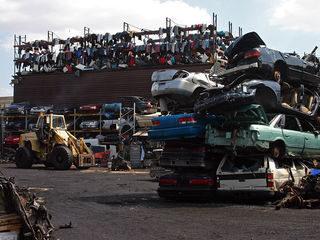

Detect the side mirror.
[{"left": 314, "top": 130, "right": 320, "bottom": 136}]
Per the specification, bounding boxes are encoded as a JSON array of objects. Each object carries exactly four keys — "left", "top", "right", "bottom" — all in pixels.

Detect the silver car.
[{"left": 151, "top": 69, "right": 218, "bottom": 113}]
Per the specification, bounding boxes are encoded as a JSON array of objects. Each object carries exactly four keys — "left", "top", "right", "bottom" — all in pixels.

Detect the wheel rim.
[{"left": 274, "top": 71, "right": 281, "bottom": 83}]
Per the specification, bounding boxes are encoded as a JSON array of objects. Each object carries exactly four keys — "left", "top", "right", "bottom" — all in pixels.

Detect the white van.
[{"left": 216, "top": 154, "right": 310, "bottom": 198}]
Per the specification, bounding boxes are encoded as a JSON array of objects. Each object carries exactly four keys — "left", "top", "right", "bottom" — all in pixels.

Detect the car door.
[
  {"left": 281, "top": 115, "right": 304, "bottom": 157},
  {"left": 297, "top": 118, "right": 320, "bottom": 158},
  {"left": 283, "top": 54, "right": 303, "bottom": 82}
]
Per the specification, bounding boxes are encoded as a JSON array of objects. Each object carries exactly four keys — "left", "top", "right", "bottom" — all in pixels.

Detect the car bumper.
[
  {"left": 216, "top": 189, "right": 278, "bottom": 200},
  {"left": 217, "top": 62, "right": 259, "bottom": 78},
  {"left": 151, "top": 80, "right": 195, "bottom": 97},
  {"left": 158, "top": 186, "right": 216, "bottom": 199}
]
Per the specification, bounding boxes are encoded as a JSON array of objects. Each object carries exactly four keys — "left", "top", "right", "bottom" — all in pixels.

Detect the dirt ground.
[{"left": 1, "top": 163, "right": 320, "bottom": 240}]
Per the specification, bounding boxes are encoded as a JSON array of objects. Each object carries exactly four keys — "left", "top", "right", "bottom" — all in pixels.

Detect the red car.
[
  {"left": 78, "top": 104, "right": 102, "bottom": 113},
  {"left": 4, "top": 135, "right": 20, "bottom": 146}
]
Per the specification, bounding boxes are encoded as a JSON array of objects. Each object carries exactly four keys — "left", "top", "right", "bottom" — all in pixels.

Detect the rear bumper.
[
  {"left": 158, "top": 186, "right": 216, "bottom": 199},
  {"left": 217, "top": 62, "right": 259, "bottom": 78},
  {"left": 216, "top": 189, "right": 278, "bottom": 200},
  {"left": 151, "top": 80, "right": 194, "bottom": 97}
]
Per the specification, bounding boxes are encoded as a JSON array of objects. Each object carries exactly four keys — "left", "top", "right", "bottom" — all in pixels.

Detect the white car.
[
  {"left": 151, "top": 69, "right": 218, "bottom": 113},
  {"left": 216, "top": 154, "right": 310, "bottom": 199},
  {"left": 102, "top": 118, "right": 134, "bottom": 134}
]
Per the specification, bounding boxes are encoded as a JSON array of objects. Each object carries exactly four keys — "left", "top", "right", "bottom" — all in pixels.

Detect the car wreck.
[
  {"left": 151, "top": 69, "right": 219, "bottom": 114},
  {"left": 215, "top": 31, "right": 320, "bottom": 87}
]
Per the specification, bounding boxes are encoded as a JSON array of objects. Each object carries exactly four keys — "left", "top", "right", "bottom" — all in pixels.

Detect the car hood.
[{"left": 225, "top": 32, "right": 266, "bottom": 59}]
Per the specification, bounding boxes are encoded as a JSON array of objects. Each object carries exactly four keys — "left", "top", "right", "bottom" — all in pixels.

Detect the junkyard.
[
  {"left": 1, "top": 164, "right": 320, "bottom": 240},
  {"left": 1, "top": 2, "right": 320, "bottom": 239}
]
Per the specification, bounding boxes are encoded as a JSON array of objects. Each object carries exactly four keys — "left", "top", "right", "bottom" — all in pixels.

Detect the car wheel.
[
  {"left": 50, "top": 145, "right": 73, "bottom": 170},
  {"left": 15, "top": 147, "right": 33, "bottom": 169},
  {"left": 270, "top": 142, "right": 284, "bottom": 159}
]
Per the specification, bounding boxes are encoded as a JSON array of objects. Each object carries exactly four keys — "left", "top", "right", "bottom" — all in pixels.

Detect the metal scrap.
[
  {"left": 0, "top": 172, "right": 55, "bottom": 239},
  {"left": 275, "top": 174, "right": 320, "bottom": 210}
]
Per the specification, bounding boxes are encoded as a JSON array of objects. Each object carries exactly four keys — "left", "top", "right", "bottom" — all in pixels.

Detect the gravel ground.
[{"left": 1, "top": 163, "right": 320, "bottom": 240}]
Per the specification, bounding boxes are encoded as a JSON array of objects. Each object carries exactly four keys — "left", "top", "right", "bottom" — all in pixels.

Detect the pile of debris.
[
  {"left": 0, "top": 173, "right": 54, "bottom": 239},
  {"left": 275, "top": 169, "right": 320, "bottom": 209}
]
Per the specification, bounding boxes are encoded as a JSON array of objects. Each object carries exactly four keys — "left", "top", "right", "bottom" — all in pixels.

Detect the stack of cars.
[{"left": 149, "top": 31, "right": 320, "bottom": 200}]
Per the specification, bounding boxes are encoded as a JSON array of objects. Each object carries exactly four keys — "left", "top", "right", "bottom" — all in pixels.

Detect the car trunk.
[{"left": 225, "top": 32, "right": 265, "bottom": 59}]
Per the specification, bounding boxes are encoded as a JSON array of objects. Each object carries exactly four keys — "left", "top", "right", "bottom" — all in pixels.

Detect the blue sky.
[{"left": 0, "top": 0, "right": 319, "bottom": 97}]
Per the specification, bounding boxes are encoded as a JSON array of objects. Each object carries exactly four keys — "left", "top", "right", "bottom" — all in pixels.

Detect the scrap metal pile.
[
  {"left": 149, "top": 31, "right": 320, "bottom": 203},
  {"left": 0, "top": 173, "right": 54, "bottom": 239}
]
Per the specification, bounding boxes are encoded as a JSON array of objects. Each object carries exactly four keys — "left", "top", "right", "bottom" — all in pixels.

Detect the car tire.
[
  {"left": 270, "top": 142, "right": 285, "bottom": 159},
  {"left": 15, "top": 147, "right": 33, "bottom": 169},
  {"left": 50, "top": 145, "right": 73, "bottom": 170}
]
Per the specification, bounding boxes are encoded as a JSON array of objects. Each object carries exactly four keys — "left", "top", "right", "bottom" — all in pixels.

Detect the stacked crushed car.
[{"left": 149, "top": 32, "right": 320, "bottom": 204}]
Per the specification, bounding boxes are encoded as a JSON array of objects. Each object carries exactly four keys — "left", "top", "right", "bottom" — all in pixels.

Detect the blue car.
[{"left": 148, "top": 113, "right": 223, "bottom": 141}]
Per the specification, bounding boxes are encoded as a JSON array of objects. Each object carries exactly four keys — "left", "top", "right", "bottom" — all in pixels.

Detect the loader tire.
[
  {"left": 15, "top": 147, "right": 33, "bottom": 169},
  {"left": 50, "top": 145, "right": 73, "bottom": 170}
]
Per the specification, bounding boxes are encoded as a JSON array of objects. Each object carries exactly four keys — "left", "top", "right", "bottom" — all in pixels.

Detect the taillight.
[
  {"left": 90, "top": 106, "right": 97, "bottom": 110},
  {"left": 216, "top": 177, "right": 220, "bottom": 188},
  {"left": 192, "top": 146, "right": 206, "bottom": 152},
  {"left": 147, "top": 102, "right": 152, "bottom": 108},
  {"left": 189, "top": 179, "right": 214, "bottom": 185},
  {"left": 159, "top": 179, "right": 177, "bottom": 185},
  {"left": 178, "top": 116, "right": 197, "bottom": 124},
  {"left": 244, "top": 49, "right": 261, "bottom": 59},
  {"left": 267, "top": 173, "right": 274, "bottom": 188},
  {"left": 152, "top": 120, "right": 160, "bottom": 126}
]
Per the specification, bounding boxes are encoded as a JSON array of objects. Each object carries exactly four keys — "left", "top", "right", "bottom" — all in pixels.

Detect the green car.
[{"left": 206, "top": 104, "right": 320, "bottom": 159}]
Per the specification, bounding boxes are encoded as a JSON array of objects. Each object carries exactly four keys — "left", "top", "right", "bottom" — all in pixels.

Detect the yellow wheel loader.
[{"left": 15, "top": 113, "right": 95, "bottom": 170}]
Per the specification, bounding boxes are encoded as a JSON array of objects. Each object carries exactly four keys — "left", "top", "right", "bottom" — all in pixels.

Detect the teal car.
[{"left": 206, "top": 104, "right": 320, "bottom": 159}]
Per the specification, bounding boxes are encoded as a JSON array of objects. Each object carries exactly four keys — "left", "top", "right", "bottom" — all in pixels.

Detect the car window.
[
  {"left": 273, "top": 116, "right": 283, "bottom": 128},
  {"left": 221, "top": 155, "right": 264, "bottom": 172},
  {"left": 172, "top": 70, "right": 189, "bottom": 79},
  {"left": 274, "top": 159, "right": 294, "bottom": 169},
  {"left": 284, "top": 116, "right": 300, "bottom": 131},
  {"left": 298, "top": 118, "right": 315, "bottom": 133},
  {"left": 52, "top": 116, "right": 66, "bottom": 129}
]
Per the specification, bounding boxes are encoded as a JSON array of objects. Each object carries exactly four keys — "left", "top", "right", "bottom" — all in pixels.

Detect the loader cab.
[{"left": 36, "top": 114, "right": 66, "bottom": 130}]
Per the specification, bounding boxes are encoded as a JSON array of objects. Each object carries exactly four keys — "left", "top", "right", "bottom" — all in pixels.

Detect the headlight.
[{"left": 251, "top": 131, "right": 260, "bottom": 141}]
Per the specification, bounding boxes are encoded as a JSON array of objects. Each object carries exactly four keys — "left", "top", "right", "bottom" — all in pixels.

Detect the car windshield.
[
  {"left": 52, "top": 116, "right": 66, "bottom": 129},
  {"left": 223, "top": 104, "right": 268, "bottom": 129}
]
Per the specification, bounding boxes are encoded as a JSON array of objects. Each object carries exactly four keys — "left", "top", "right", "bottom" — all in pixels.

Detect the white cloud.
[
  {"left": 268, "top": 0, "right": 320, "bottom": 32},
  {"left": 0, "top": 87, "right": 13, "bottom": 97},
  {"left": 0, "top": 0, "right": 211, "bottom": 41}
]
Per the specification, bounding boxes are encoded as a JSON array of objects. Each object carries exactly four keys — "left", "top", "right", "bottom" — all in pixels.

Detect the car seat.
[
  {"left": 300, "top": 90, "right": 314, "bottom": 114},
  {"left": 281, "top": 82, "right": 298, "bottom": 108}
]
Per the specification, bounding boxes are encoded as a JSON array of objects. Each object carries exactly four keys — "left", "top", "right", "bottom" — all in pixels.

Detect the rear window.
[
  {"left": 221, "top": 155, "right": 265, "bottom": 172},
  {"left": 274, "top": 159, "right": 294, "bottom": 169}
]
